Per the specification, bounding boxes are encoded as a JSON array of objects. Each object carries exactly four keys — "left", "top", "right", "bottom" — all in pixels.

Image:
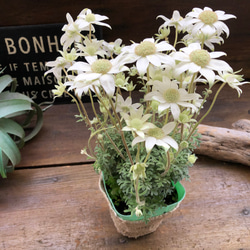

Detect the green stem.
[
  {"left": 76, "top": 95, "right": 92, "bottom": 128},
  {"left": 88, "top": 89, "right": 102, "bottom": 125},
  {"left": 143, "top": 149, "right": 152, "bottom": 164},
  {"left": 88, "top": 24, "right": 92, "bottom": 42},
  {"left": 136, "top": 143, "right": 140, "bottom": 162},
  {"left": 92, "top": 86, "right": 118, "bottom": 129},
  {"left": 104, "top": 131, "right": 126, "bottom": 161},
  {"left": 194, "top": 88, "right": 210, "bottom": 121},
  {"left": 161, "top": 150, "right": 171, "bottom": 177},
  {"left": 108, "top": 95, "right": 134, "bottom": 165},
  {"left": 180, "top": 123, "right": 184, "bottom": 141},
  {"left": 64, "top": 91, "right": 87, "bottom": 124},
  {"left": 187, "top": 82, "right": 227, "bottom": 140},
  {"left": 188, "top": 73, "right": 197, "bottom": 93},
  {"left": 173, "top": 26, "right": 179, "bottom": 48},
  {"left": 134, "top": 177, "right": 141, "bottom": 205}
]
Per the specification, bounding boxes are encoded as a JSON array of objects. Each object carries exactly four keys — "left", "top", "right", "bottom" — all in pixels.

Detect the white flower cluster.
[{"left": 46, "top": 6, "right": 248, "bottom": 156}]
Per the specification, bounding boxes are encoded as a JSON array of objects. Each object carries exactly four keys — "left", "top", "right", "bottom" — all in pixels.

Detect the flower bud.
[
  {"left": 207, "top": 89, "right": 212, "bottom": 95},
  {"left": 180, "top": 141, "right": 189, "bottom": 149},
  {"left": 135, "top": 206, "right": 143, "bottom": 217},
  {"left": 97, "top": 134, "right": 103, "bottom": 141},
  {"left": 90, "top": 117, "right": 98, "bottom": 124},
  {"left": 129, "top": 67, "right": 138, "bottom": 76},
  {"left": 99, "top": 98, "right": 110, "bottom": 113},
  {"left": 130, "top": 162, "right": 147, "bottom": 180},
  {"left": 188, "top": 154, "right": 198, "bottom": 164},
  {"left": 150, "top": 100, "right": 160, "bottom": 112},
  {"left": 179, "top": 113, "right": 189, "bottom": 124},
  {"left": 126, "top": 82, "right": 136, "bottom": 91}
]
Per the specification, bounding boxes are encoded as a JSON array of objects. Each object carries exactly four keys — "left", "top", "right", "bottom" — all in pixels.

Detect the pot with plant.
[
  {"left": 0, "top": 73, "right": 43, "bottom": 178},
  {"left": 46, "top": 7, "right": 249, "bottom": 238}
]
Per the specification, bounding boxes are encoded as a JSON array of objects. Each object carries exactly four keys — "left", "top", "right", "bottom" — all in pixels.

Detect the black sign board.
[{"left": 0, "top": 23, "right": 102, "bottom": 104}]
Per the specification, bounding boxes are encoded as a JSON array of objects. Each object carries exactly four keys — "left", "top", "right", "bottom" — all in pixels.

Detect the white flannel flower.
[
  {"left": 172, "top": 43, "right": 232, "bottom": 84},
  {"left": 45, "top": 48, "right": 79, "bottom": 79},
  {"left": 65, "top": 74, "right": 100, "bottom": 97},
  {"left": 68, "top": 55, "right": 128, "bottom": 96},
  {"left": 60, "top": 13, "right": 86, "bottom": 50},
  {"left": 132, "top": 122, "right": 178, "bottom": 152},
  {"left": 121, "top": 38, "right": 175, "bottom": 75},
  {"left": 102, "top": 38, "right": 124, "bottom": 57},
  {"left": 121, "top": 106, "right": 155, "bottom": 138},
  {"left": 216, "top": 71, "right": 250, "bottom": 97},
  {"left": 144, "top": 77, "right": 201, "bottom": 120},
  {"left": 76, "top": 37, "right": 107, "bottom": 58},
  {"left": 186, "top": 7, "right": 236, "bottom": 37},
  {"left": 114, "top": 94, "right": 140, "bottom": 113},
  {"left": 52, "top": 80, "right": 66, "bottom": 97},
  {"left": 77, "top": 8, "right": 111, "bottom": 31},
  {"left": 157, "top": 10, "right": 186, "bottom": 32},
  {"left": 183, "top": 32, "right": 224, "bottom": 51},
  {"left": 148, "top": 64, "right": 172, "bottom": 82}
]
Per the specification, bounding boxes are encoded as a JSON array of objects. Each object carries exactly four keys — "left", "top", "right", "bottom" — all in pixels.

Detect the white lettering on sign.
[
  {"left": 23, "top": 61, "right": 49, "bottom": 72},
  {"left": 4, "top": 35, "right": 60, "bottom": 55},
  {"left": 22, "top": 75, "right": 56, "bottom": 86}
]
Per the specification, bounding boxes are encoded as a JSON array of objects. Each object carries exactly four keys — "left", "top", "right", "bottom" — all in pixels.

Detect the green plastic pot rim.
[{"left": 101, "top": 172, "right": 186, "bottom": 221}]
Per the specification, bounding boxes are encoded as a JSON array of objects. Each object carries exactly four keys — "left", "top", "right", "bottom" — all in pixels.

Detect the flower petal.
[
  {"left": 99, "top": 74, "right": 115, "bottom": 96},
  {"left": 199, "top": 68, "right": 215, "bottom": 84},
  {"left": 170, "top": 103, "right": 180, "bottom": 120},
  {"left": 136, "top": 57, "right": 149, "bottom": 75},
  {"left": 132, "top": 136, "right": 145, "bottom": 147},
  {"left": 145, "top": 137, "right": 156, "bottom": 152}
]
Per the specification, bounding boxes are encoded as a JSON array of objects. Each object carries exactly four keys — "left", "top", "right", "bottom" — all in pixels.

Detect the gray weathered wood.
[{"left": 196, "top": 123, "right": 250, "bottom": 166}]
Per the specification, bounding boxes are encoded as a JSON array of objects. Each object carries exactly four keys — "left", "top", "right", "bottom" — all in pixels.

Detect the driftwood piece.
[
  {"left": 232, "top": 119, "right": 250, "bottom": 133},
  {"left": 195, "top": 120, "right": 250, "bottom": 166}
]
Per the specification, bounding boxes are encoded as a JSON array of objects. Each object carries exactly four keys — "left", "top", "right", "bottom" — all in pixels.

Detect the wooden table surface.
[{"left": 0, "top": 84, "right": 250, "bottom": 249}]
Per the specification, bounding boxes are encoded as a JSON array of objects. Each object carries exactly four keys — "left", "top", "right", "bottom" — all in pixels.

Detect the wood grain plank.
[
  {"left": 0, "top": 158, "right": 249, "bottom": 249},
  {"left": 19, "top": 103, "right": 92, "bottom": 168}
]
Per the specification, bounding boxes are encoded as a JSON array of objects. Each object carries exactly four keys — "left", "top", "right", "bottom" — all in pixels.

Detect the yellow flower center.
[
  {"left": 147, "top": 127, "right": 165, "bottom": 139},
  {"left": 91, "top": 59, "right": 112, "bottom": 74},
  {"left": 85, "top": 13, "right": 96, "bottom": 22},
  {"left": 135, "top": 41, "right": 157, "bottom": 57},
  {"left": 164, "top": 88, "right": 180, "bottom": 103},
  {"left": 198, "top": 10, "right": 218, "bottom": 25},
  {"left": 85, "top": 46, "right": 97, "bottom": 56},
  {"left": 189, "top": 49, "right": 210, "bottom": 67},
  {"left": 130, "top": 118, "right": 144, "bottom": 130}
]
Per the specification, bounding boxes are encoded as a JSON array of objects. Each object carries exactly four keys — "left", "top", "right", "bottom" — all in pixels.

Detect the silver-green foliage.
[
  {"left": 94, "top": 126, "right": 201, "bottom": 222},
  {"left": 0, "top": 74, "right": 43, "bottom": 178}
]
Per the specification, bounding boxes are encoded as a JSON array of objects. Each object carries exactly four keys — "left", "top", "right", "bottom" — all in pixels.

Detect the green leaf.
[
  {"left": 0, "top": 118, "right": 25, "bottom": 148},
  {"left": 0, "top": 149, "right": 7, "bottom": 178},
  {"left": 0, "top": 130, "right": 21, "bottom": 167},
  {"left": 0, "top": 99, "right": 32, "bottom": 118},
  {"left": 0, "top": 118, "right": 25, "bottom": 139},
  {"left": 0, "top": 75, "right": 12, "bottom": 93},
  {"left": 0, "top": 91, "right": 34, "bottom": 102},
  {"left": 24, "top": 102, "right": 43, "bottom": 142}
]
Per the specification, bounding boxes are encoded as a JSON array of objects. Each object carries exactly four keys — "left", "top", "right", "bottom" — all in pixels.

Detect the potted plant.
[
  {"left": 0, "top": 73, "right": 43, "bottom": 178},
  {"left": 46, "top": 7, "right": 249, "bottom": 238}
]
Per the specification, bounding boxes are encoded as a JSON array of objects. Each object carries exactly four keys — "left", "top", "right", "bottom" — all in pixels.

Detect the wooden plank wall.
[{"left": 0, "top": 0, "right": 249, "bottom": 78}]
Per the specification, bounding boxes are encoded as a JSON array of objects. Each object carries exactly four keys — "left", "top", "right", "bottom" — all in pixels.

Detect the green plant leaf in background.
[
  {"left": 0, "top": 130, "right": 21, "bottom": 177},
  {"left": 0, "top": 74, "right": 44, "bottom": 178}
]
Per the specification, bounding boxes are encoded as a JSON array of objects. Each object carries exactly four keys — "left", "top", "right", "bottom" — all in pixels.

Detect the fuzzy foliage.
[{"left": 94, "top": 126, "right": 200, "bottom": 220}]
